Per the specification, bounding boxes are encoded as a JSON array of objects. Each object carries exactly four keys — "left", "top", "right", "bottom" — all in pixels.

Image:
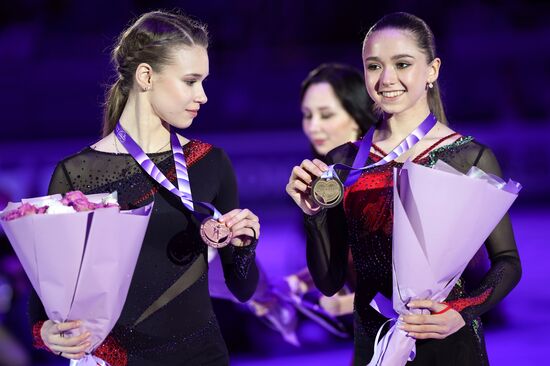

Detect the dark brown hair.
[
  {"left": 102, "top": 10, "right": 209, "bottom": 136},
  {"left": 364, "top": 12, "right": 447, "bottom": 124},
  {"left": 300, "top": 63, "right": 377, "bottom": 137}
]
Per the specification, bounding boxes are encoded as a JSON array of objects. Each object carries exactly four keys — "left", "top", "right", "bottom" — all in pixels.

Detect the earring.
[
  {"left": 143, "top": 86, "right": 151, "bottom": 92},
  {"left": 427, "top": 82, "right": 434, "bottom": 89}
]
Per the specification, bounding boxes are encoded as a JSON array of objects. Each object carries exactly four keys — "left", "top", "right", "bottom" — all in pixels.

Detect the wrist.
[
  {"left": 33, "top": 320, "right": 50, "bottom": 351},
  {"left": 304, "top": 204, "right": 322, "bottom": 215}
]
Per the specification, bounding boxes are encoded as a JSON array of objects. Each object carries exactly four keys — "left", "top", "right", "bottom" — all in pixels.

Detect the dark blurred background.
[{"left": 0, "top": 1, "right": 549, "bottom": 365}]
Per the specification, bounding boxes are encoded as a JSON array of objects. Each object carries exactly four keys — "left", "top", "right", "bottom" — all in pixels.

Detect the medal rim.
[
  {"left": 311, "top": 176, "right": 344, "bottom": 208},
  {"left": 200, "top": 217, "right": 232, "bottom": 248}
]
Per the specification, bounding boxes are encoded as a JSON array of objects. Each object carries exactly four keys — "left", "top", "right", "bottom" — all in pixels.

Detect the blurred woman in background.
[{"left": 236, "top": 63, "right": 376, "bottom": 344}]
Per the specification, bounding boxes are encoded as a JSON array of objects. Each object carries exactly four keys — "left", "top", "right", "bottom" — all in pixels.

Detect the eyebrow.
[
  {"left": 301, "top": 106, "right": 333, "bottom": 112},
  {"left": 184, "top": 73, "right": 207, "bottom": 78},
  {"left": 364, "top": 54, "right": 416, "bottom": 62}
]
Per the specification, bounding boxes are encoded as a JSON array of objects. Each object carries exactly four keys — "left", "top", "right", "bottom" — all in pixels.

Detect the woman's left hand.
[
  {"left": 400, "top": 300, "right": 465, "bottom": 339},
  {"left": 219, "top": 209, "right": 260, "bottom": 247}
]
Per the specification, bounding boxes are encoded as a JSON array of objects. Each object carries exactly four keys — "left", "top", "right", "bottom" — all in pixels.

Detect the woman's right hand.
[
  {"left": 40, "top": 320, "right": 91, "bottom": 359},
  {"left": 286, "top": 158, "right": 328, "bottom": 215}
]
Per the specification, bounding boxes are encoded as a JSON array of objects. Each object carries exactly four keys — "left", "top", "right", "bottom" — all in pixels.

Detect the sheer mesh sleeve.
[
  {"left": 303, "top": 143, "right": 356, "bottom": 296},
  {"left": 212, "top": 149, "right": 259, "bottom": 302},
  {"left": 442, "top": 143, "right": 522, "bottom": 323},
  {"left": 48, "top": 161, "right": 74, "bottom": 194}
]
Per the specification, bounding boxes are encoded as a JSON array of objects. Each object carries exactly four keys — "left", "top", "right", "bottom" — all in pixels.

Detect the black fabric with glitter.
[
  {"left": 304, "top": 136, "right": 521, "bottom": 366},
  {"left": 29, "top": 141, "right": 258, "bottom": 366}
]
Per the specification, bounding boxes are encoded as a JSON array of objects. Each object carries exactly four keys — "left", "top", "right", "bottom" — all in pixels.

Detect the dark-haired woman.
[
  {"left": 287, "top": 13, "right": 521, "bottom": 365},
  {"left": 284, "top": 63, "right": 377, "bottom": 316},
  {"left": 29, "top": 10, "right": 259, "bottom": 366},
  {"left": 301, "top": 63, "right": 376, "bottom": 159}
]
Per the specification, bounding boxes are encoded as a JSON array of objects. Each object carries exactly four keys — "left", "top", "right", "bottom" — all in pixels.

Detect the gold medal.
[
  {"left": 311, "top": 176, "right": 344, "bottom": 208},
  {"left": 200, "top": 217, "right": 232, "bottom": 248}
]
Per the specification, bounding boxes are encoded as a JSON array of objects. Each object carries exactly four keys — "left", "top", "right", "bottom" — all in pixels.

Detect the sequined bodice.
[{"left": 343, "top": 159, "right": 400, "bottom": 299}]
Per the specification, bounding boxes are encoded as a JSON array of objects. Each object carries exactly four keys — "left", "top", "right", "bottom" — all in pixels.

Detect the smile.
[{"left": 379, "top": 90, "right": 405, "bottom": 98}]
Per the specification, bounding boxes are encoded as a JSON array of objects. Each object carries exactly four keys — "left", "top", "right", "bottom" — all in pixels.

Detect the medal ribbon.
[
  {"left": 321, "top": 113, "right": 438, "bottom": 186},
  {"left": 114, "top": 122, "right": 221, "bottom": 219}
]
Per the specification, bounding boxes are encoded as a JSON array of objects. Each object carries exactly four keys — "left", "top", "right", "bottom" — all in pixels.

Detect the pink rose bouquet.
[{"left": 1, "top": 191, "right": 153, "bottom": 366}]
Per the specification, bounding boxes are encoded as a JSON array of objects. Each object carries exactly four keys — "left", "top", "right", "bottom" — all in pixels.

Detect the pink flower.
[
  {"left": 1, "top": 191, "right": 119, "bottom": 221},
  {"left": 1, "top": 203, "right": 39, "bottom": 221}
]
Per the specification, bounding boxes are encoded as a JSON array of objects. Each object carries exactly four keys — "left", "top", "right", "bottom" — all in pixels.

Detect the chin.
[
  {"left": 170, "top": 118, "right": 194, "bottom": 130},
  {"left": 315, "top": 147, "right": 330, "bottom": 156},
  {"left": 378, "top": 105, "right": 406, "bottom": 116}
]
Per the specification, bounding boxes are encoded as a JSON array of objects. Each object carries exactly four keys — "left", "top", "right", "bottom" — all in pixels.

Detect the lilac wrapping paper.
[
  {"left": 0, "top": 193, "right": 153, "bottom": 365},
  {"left": 368, "top": 160, "right": 521, "bottom": 366}
]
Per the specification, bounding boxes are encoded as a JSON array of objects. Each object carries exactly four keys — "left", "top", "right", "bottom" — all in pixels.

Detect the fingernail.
[
  {"left": 398, "top": 325, "right": 405, "bottom": 330},
  {"left": 398, "top": 316, "right": 403, "bottom": 321}
]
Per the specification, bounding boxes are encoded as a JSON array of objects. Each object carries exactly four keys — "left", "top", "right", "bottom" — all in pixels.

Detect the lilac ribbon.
[
  {"left": 70, "top": 355, "right": 109, "bottom": 366},
  {"left": 466, "top": 166, "right": 523, "bottom": 194},
  {"left": 320, "top": 113, "right": 438, "bottom": 187},
  {"left": 115, "top": 122, "right": 220, "bottom": 219}
]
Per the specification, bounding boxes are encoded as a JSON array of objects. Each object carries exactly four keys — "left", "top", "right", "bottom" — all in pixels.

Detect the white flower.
[{"left": 46, "top": 201, "right": 76, "bottom": 214}]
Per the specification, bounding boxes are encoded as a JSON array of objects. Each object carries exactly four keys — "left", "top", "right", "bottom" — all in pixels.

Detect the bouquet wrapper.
[
  {"left": 368, "top": 161, "right": 521, "bottom": 366},
  {"left": 0, "top": 194, "right": 153, "bottom": 364}
]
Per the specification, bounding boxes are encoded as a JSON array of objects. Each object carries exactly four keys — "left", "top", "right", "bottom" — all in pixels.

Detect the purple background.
[{"left": 0, "top": 1, "right": 549, "bottom": 365}]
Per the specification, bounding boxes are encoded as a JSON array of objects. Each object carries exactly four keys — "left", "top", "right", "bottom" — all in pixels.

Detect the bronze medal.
[
  {"left": 311, "top": 176, "right": 344, "bottom": 208},
  {"left": 200, "top": 217, "right": 232, "bottom": 248}
]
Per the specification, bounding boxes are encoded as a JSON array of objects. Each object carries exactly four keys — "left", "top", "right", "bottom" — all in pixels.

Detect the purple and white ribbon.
[
  {"left": 320, "top": 113, "right": 438, "bottom": 187},
  {"left": 70, "top": 355, "right": 109, "bottom": 366},
  {"left": 115, "top": 122, "right": 220, "bottom": 219}
]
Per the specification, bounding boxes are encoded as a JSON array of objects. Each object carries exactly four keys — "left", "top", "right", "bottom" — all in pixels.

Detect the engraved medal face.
[
  {"left": 311, "top": 177, "right": 344, "bottom": 208},
  {"left": 200, "top": 217, "right": 232, "bottom": 248}
]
